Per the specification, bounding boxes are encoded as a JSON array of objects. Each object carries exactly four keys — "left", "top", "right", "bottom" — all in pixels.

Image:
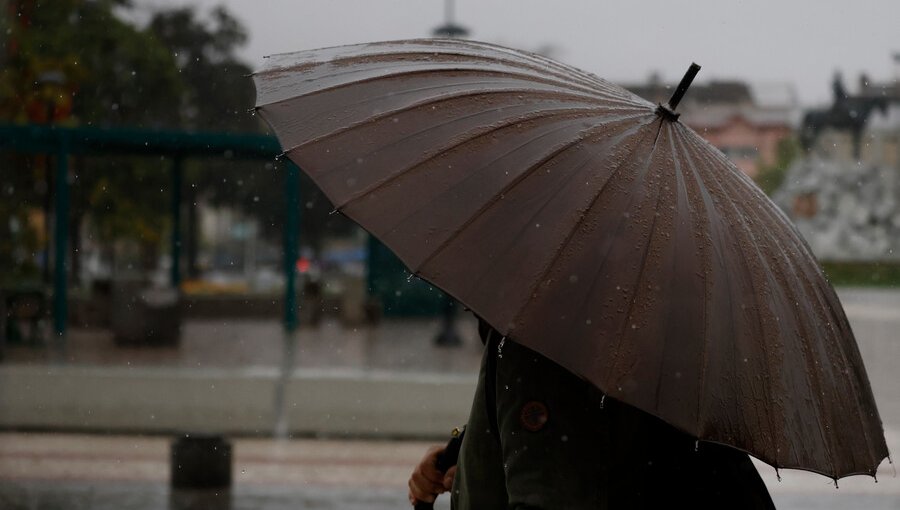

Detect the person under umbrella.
[
  {"left": 253, "top": 38, "right": 888, "bottom": 510},
  {"left": 408, "top": 319, "right": 775, "bottom": 508}
]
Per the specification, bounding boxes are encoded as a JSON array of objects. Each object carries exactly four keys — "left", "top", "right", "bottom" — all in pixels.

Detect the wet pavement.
[
  {"left": 0, "top": 431, "right": 896, "bottom": 509},
  {"left": 3, "top": 314, "right": 485, "bottom": 373},
  {"left": 1, "top": 287, "right": 899, "bottom": 508},
  {"left": 0, "top": 433, "right": 450, "bottom": 510}
]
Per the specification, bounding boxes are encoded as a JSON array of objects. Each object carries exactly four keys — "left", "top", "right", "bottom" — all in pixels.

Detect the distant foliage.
[
  {"left": 754, "top": 136, "right": 800, "bottom": 196},
  {"left": 0, "top": 1, "right": 268, "bottom": 279},
  {"left": 822, "top": 261, "right": 900, "bottom": 287}
]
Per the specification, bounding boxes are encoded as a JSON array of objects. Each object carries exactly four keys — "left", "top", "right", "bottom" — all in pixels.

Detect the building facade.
[{"left": 625, "top": 78, "right": 798, "bottom": 178}]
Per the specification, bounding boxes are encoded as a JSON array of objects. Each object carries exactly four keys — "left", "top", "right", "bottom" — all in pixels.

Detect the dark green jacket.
[{"left": 451, "top": 323, "right": 775, "bottom": 509}]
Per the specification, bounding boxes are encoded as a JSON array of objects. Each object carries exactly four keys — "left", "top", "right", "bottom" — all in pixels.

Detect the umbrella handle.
[{"left": 413, "top": 427, "right": 465, "bottom": 509}]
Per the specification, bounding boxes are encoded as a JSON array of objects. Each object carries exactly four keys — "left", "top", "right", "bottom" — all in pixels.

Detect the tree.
[
  {"left": 1, "top": 0, "right": 183, "bottom": 127},
  {"left": 1, "top": 0, "right": 185, "bottom": 283},
  {"left": 1, "top": 1, "right": 347, "bottom": 285},
  {"left": 145, "top": 6, "right": 357, "bottom": 266},
  {"left": 147, "top": 5, "right": 256, "bottom": 132},
  {"left": 754, "top": 136, "right": 800, "bottom": 196}
]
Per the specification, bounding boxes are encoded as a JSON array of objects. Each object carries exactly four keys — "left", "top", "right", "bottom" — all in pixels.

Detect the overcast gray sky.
[{"left": 140, "top": 0, "right": 900, "bottom": 106}]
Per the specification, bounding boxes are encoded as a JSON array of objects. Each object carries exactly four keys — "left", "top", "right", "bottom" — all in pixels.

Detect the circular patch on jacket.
[{"left": 520, "top": 401, "right": 549, "bottom": 432}]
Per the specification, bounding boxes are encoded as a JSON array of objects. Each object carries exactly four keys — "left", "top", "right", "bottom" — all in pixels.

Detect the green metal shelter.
[{"left": 0, "top": 123, "right": 302, "bottom": 343}]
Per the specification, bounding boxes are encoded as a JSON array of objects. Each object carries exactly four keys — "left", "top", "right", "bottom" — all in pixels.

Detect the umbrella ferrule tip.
[{"left": 656, "top": 103, "right": 681, "bottom": 122}]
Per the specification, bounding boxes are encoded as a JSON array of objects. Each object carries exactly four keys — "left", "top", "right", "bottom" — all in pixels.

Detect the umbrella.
[{"left": 253, "top": 39, "right": 888, "bottom": 479}]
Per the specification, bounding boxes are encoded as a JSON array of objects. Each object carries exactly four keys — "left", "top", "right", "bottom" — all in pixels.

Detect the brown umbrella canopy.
[{"left": 253, "top": 39, "right": 888, "bottom": 479}]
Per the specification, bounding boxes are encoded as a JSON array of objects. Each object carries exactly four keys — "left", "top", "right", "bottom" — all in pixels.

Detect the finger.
[
  {"left": 421, "top": 446, "right": 446, "bottom": 484},
  {"left": 442, "top": 465, "right": 458, "bottom": 490},
  {"left": 412, "top": 470, "right": 445, "bottom": 496},
  {"left": 420, "top": 462, "right": 445, "bottom": 485},
  {"left": 409, "top": 473, "right": 440, "bottom": 503}
]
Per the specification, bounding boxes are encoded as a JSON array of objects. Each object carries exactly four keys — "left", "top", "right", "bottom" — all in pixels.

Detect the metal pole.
[
  {"left": 42, "top": 154, "right": 52, "bottom": 285},
  {"left": 445, "top": 0, "right": 454, "bottom": 24},
  {"left": 53, "top": 135, "right": 69, "bottom": 354},
  {"left": 283, "top": 162, "right": 300, "bottom": 332},
  {"left": 275, "top": 160, "right": 301, "bottom": 438},
  {"left": 170, "top": 156, "right": 183, "bottom": 289}
]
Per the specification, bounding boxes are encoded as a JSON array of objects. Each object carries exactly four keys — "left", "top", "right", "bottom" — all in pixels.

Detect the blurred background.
[{"left": 0, "top": 1, "right": 898, "bottom": 508}]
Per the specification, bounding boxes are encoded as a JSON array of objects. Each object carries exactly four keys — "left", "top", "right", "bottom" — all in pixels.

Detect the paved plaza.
[
  {"left": 1, "top": 287, "right": 899, "bottom": 508},
  {"left": 0, "top": 431, "right": 897, "bottom": 509}
]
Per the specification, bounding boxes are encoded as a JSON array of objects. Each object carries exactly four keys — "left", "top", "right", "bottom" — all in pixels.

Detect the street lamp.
[
  {"left": 431, "top": 0, "right": 469, "bottom": 39},
  {"left": 432, "top": 0, "right": 467, "bottom": 347}
]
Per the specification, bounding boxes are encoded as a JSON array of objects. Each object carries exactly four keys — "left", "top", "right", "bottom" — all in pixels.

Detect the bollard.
[
  {"left": 434, "top": 297, "right": 462, "bottom": 347},
  {"left": 170, "top": 434, "right": 232, "bottom": 510},
  {"left": 171, "top": 434, "right": 232, "bottom": 489}
]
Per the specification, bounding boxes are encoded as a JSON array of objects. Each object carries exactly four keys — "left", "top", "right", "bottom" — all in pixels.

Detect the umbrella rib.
[
  {"left": 425, "top": 42, "right": 647, "bottom": 104},
  {"left": 606, "top": 124, "right": 669, "bottom": 391},
  {"left": 671, "top": 127, "right": 730, "bottom": 441},
  {"left": 507, "top": 118, "right": 659, "bottom": 338},
  {"left": 258, "top": 64, "right": 642, "bottom": 110},
  {"left": 428, "top": 39, "right": 637, "bottom": 93},
  {"left": 732, "top": 172, "right": 864, "bottom": 474},
  {"left": 357, "top": 44, "right": 643, "bottom": 102},
  {"left": 680, "top": 133, "right": 787, "bottom": 469},
  {"left": 332, "top": 109, "right": 647, "bottom": 213},
  {"left": 432, "top": 122, "right": 653, "bottom": 306},
  {"left": 682, "top": 132, "right": 841, "bottom": 474},
  {"left": 275, "top": 86, "right": 643, "bottom": 156},
  {"left": 648, "top": 124, "right": 710, "bottom": 421},
  {"left": 781, "top": 248, "right": 877, "bottom": 474},
  {"left": 636, "top": 163, "right": 668, "bottom": 406},
  {"left": 718, "top": 171, "right": 842, "bottom": 476},
  {"left": 257, "top": 68, "right": 641, "bottom": 115},
  {"left": 697, "top": 138, "right": 881, "bottom": 473},
  {"left": 405, "top": 115, "right": 652, "bottom": 276},
  {"left": 263, "top": 39, "right": 643, "bottom": 103}
]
